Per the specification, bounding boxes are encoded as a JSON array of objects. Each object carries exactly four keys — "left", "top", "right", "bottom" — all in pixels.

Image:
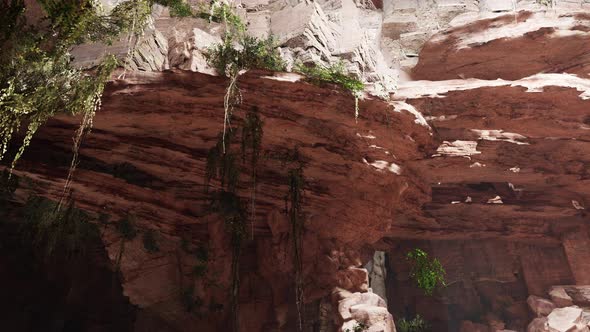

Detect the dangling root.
[
  {"left": 58, "top": 110, "right": 94, "bottom": 210},
  {"left": 222, "top": 72, "right": 241, "bottom": 154},
  {"left": 118, "top": 0, "right": 144, "bottom": 80},
  {"left": 354, "top": 96, "right": 359, "bottom": 122}
]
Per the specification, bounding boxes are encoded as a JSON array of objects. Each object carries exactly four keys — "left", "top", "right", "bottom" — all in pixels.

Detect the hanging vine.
[
  {"left": 0, "top": 0, "right": 188, "bottom": 211},
  {"left": 205, "top": 133, "right": 244, "bottom": 332},
  {"left": 204, "top": 102, "right": 266, "bottom": 331},
  {"left": 241, "top": 106, "right": 263, "bottom": 239},
  {"left": 203, "top": 1, "right": 284, "bottom": 153},
  {"left": 287, "top": 161, "right": 305, "bottom": 331},
  {"left": 21, "top": 194, "right": 100, "bottom": 259}
]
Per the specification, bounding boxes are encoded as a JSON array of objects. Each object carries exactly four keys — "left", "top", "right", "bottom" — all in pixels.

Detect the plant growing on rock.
[
  {"left": 205, "top": 131, "right": 249, "bottom": 332},
  {"left": 397, "top": 315, "right": 430, "bottom": 332},
  {"left": 406, "top": 248, "right": 446, "bottom": 296},
  {"left": 203, "top": 2, "right": 283, "bottom": 152},
  {"left": 21, "top": 195, "right": 99, "bottom": 258},
  {"left": 294, "top": 62, "right": 364, "bottom": 120},
  {"left": 154, "top": 0, "right": 193, "bottom": 17},
  {"left": 345, "top": 322, "right": 369, "bottom": 332},
  {"left": 0, "top": 0, "right": 196, "bottom": 207}
]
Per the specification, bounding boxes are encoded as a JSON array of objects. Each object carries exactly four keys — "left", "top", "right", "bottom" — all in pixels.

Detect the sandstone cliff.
[{"left": 1, "top": 0, "right": 590, "bottom": 332}]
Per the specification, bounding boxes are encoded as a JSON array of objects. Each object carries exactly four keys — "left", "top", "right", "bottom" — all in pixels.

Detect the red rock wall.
[{"left": 385, "top": 239, "right": 575, "bottom": 332}]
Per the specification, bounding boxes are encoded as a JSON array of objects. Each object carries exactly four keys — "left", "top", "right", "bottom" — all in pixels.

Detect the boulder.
[
  {"left": 547, "top": 307, "right": 584, "bottom": 332},
  {"left": 528, "top": 318, "right": 549, "bottom": 332},
  {"left": 559, "top": 286, "right": 590, "bottom": 306},
  {"left": 336, "top": 267, "right": 370, "bottom": 293},
  {"left": 528, "top": 295, "right": 557, "bottom": 317},
  {"left": 334, "top": 289, "right": 395, "bottom": 332},
  {"left": 550, "top": 287, "right": 575, "bottom": 308}
]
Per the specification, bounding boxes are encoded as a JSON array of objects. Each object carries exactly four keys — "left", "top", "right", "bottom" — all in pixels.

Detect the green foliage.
[
  {"left": 345, "top": 322, "right": 369, "bottom": 332},
  {"left": 397, "top": 315, "right": 430, "bottom": 332},
  {"left": 241, "top": 107, "right": 264, "bottom": 166},
  {"left": 142, "top": 229, "right": 159, "bottom": 252},
  {"left": 407, "top": 248, "right": 446, "bottom": 296},
  {"left": 117, "top": 214, "right": 138, "bottom": 240},
  {"left": 0, "top": 0, "right": 140, "bottom": 170},
  {"left": 154, "top": 0, "right": 193, "bottom": 17},
  {"left": 21, "top": 195, "right": 99, "bottom": 258},
  {"left": 295, "top": 62, "right": 364, "bottom": 119},
  {"left": 197, "top": 1, "right": 244, "bottom": 31},
  {"left": 205, "top": 35, "right": 285, "bottom": 77},
  {"left": 295, "top": 62, "right": 364, "bottom": 94},
  {"left": 203, "top": 0, "right": 282, "bottom": 153},
  {"left": 0, "top": 0, "right": 196, "bottom": 171},
  {"left": 39, "top": 0, "right": 152, "bottom": 45},
  {"left": 0, "top": 169, "right": 19, "bottom": 200}
]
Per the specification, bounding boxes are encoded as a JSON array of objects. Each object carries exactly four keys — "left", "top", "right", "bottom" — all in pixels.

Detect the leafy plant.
[
  {"left": 154, "top": 0, "right": 193, "bottom": 17},
  {"left": 196, "top": 1, "right": 244, "bottom": 29},
  {"left": 406, "top": 248, "right": 446, "bottom": 296},
  {"left": 142, "top": 229, "right": 159, "bottom": 252},
  {"left": 345, "top": 322, "right": 369, "bottom": 332},
  {"left": 294, "top": 62, "right": 364, "bottom": 119},
  {"left": 397, "top": 315, "right": 430, "bottom": 332},
  {"left": 0, "top": 169, "right": 18, "bottom": 202},
  {"left": 204, "top": 1, "right": 283, "bottom": 153},
  {"left": 295, "top": 62, "right": 364, "bottom": 94}
]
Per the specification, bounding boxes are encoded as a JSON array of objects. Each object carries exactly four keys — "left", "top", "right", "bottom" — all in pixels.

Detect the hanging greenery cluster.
[
  {"left": 287, "top": 162, "right": 305, "bottom": 331},
  {"left": 397, "top": 315, "right": 430, "bottom": 332},
  {"left": 0, "top": 0, "right": 157, "bottom": 187},
  {"left": 204, "top": 105, "right": 265, "bottom": 331},
  {"left": 240, "top": 106, "right": 263, "bottom": 238},
  {"left": 21, "top": 195, "right": 100, "bottom": 258},
  {"left": 294, "top": 61, "right": 364, "bottom": 119},
  {"left": 202, "top": 0, "right": 284, "bottom": 152},
  {"left": 406, "top": 248, "right": 446, "bottom": 296},
  {"left": 206, "top": 133, "right": 246, "bottom": 332}
]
